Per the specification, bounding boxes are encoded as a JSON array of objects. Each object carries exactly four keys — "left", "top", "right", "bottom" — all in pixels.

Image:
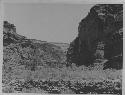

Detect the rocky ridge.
[{"left": 3, "top": 21, "right": 67, "bottom": 68}]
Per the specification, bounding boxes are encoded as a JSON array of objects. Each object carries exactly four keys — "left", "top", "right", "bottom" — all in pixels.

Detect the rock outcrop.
[
  {"left": 67, "top": 4, "right": 123, "bottom": 69},
  {"left": 3, "top": 21, "right": 26, "bottom": 46}
]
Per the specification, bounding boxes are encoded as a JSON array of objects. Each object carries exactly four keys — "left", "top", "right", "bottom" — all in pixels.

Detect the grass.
[{"left": 2, "top": 62, "right": 122, "bottom": 94}]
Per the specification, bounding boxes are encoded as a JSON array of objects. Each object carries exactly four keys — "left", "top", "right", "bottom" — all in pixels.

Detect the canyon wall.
[{"left": 67, "top": 4, "right": 123, "bottom": 69}]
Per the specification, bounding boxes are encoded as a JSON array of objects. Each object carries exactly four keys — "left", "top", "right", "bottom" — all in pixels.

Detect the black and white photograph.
[{"left": 2, "top": 0, "right": 123, "bottom": 94}]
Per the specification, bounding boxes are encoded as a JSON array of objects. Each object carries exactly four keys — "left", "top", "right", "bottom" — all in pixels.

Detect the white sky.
[{"left": 4, "top": 3, "right": 94, "bottom": 43}]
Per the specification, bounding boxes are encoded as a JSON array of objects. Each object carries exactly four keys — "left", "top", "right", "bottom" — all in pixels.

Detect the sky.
[{"left": 4, "top": 3, "right": 94, "bottom": 43}]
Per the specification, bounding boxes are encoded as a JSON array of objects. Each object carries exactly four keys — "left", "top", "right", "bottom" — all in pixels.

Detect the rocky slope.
[
  {"left": 67, "top": 4, "right": 123, "bottom": 70},
  {"left": 3, "top": 21, "right": 69, "bottom": 92},
  {"left": 3, "top": 21, "right": 67, "bottom": 68}
]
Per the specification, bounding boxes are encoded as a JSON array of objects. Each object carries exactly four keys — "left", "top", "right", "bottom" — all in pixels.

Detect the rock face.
[
  {"left": 3, "top": 21, "right": 26, "bottom": 46},
  {"left": 67, "top": 4, "right": 123, "bottom": 69}
]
